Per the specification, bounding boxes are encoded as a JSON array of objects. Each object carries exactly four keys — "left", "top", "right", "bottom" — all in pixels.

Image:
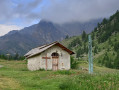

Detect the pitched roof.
[{"left": 24, "top": 41, "right": 74, "bottom": 58}]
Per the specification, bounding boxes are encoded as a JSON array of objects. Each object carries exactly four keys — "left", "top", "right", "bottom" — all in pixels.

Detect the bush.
[
  {"left": 38, "top": 68, "right": 45, "bottom": 71},
  {"left": 71, "top": 56, "right": 79, "bottom": 69},
  {"left": 54, "top": 70, "right": 75, "bottom": 75}
]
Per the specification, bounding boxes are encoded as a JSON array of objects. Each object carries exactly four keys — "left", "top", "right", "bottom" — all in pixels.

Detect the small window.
[{"left": 51, "top": 52, "right": 59, "bottom": 57}]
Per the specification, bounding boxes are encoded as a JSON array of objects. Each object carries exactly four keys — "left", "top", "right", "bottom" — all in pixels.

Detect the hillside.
[
  {"left": 0, "top": 20, "right": 100, "bottom": 55},
  {"left": 62, "top": 10, "right": 119, "bottom": 69}
]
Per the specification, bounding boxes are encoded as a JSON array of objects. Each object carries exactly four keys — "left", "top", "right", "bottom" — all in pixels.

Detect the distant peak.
[{"left": 39, "top": 20, "right": 52, "bottom": 24}]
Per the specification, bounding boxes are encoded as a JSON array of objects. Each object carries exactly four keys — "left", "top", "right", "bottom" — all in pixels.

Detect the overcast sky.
[{"left": 0, "top": 0, "right": 119, "bottom": 36}]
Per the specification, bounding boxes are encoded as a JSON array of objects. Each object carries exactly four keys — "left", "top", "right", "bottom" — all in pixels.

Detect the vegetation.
[
  {"left": 0, "top": 53, "right": 25, "bottom": 60},
  {"left": 62, "top": 10, "right": 119, "bottom": 69},
  {"left": 70, "top": 56, "right": 79, "bottom": 69},
  {"left": 59, "top": 73, "right": 119, "bottom": 90},
  {"left": 0, "top": 59, "right": 119, "bottom": 90}
]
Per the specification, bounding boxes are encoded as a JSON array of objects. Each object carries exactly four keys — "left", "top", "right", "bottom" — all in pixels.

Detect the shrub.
[
  {"left": 71, "top": 56, "right": 79, "bottom": 69},
  {"left": 38, "top": 68, "right": 45, "bottom": 71},
  {"left": 54, "top": 70, "right": 75, "bottom": 75}
]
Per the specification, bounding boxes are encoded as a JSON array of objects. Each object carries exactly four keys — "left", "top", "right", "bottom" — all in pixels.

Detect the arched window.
[{"left": 51, "top": 52, "right": 59, "bottom": 57}]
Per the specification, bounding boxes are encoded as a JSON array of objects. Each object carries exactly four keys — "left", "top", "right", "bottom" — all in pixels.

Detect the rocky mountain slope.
[{"left": 0, "top": 20, "right": 100, "bottom": 55}]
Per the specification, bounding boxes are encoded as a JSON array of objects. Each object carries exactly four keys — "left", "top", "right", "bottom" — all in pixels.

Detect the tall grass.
[{"left": 59, "top": 73, "right": 119, "bottom": 90}]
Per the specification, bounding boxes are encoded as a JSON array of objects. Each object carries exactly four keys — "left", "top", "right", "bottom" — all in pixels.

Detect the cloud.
[
  {"left": 14, "top": 0, "right": 42, "bottom": 19},
  {"left": 0, "top": 0, "right": 42, "bottom": 36},
  {"left": 0, "top": 0, "right": 119, "bottom": 25},
  {"left": 0, "top": 0, "right": 42, "bottom": 24},
  {"left": 0, "top": 0, "right": 13, "bottom": 21},
  {"left": 40, "top": 0, "right": 119, "bottom": 24},
  {"left": 0, "top": 24, "right": 22, "bottom": 36}
]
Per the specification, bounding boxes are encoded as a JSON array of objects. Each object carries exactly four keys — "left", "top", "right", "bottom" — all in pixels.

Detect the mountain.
[
  {"left": 56, "top": 19, "right": 102, "bottom": 36},
  {"left": 0, "top": 20, "right": 100, "bottom": 55},
  {"left": 62, "top": 10, "right": 119, "bottom": 69}
]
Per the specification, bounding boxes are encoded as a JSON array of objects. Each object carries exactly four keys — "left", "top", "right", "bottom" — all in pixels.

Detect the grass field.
[{"left": 0, "top": 59, "right": 119, "bottom": 90}]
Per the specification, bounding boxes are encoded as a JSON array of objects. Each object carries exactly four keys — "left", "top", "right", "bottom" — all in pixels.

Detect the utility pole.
[{"left": 88, "top": 35, "right": 93, "bottom": 74}]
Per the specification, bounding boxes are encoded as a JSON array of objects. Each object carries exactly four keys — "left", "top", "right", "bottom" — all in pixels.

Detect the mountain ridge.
[{"left": 0, "top": 19, "right": 101, "bottom": 55}]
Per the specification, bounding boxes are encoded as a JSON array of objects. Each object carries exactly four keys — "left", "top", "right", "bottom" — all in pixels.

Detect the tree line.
[{"left": 0, "top": 53, "right": 25, "bottom": 60}]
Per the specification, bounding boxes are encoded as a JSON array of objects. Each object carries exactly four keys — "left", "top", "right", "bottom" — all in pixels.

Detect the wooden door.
[{"left": 52, "top": 57, "right": 58, "bottom": 71}]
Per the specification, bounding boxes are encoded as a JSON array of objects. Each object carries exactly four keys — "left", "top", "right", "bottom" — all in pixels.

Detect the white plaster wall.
[
  {"left": 27, "top": 45, "right": 71, "bottom": 71},
  {"left": 27, "top": 55, "right": 41, "bottom": 71}
]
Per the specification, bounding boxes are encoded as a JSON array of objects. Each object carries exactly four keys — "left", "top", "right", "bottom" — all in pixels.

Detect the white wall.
[
  {"left": 27, "top": 55, "right": 41, "bottom": 71},
  {"left": 27, "top": 45, "right": 70, "bottom": 71}
]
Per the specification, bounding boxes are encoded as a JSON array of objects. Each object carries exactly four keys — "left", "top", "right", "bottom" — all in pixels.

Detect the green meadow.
[{"left": 0, "top": 59, "right": 119, "bottom": 90}]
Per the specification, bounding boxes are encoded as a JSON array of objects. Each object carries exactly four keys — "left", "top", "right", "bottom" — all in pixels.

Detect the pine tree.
[
  {"left": 108, "top": 38, "right": 112, "bottom": 45},
  {"left": 65, "top": 35, "right": 69, "bottom": 39},
  {"left": 92, "top": 32, "right": 95, "bottom": 40},
  {"left": 14, "top": 53, "right": 19, "bottom": 60},
  {"left": 114, "top": 42, "right": 119, "bottom": 52},
  {"left": 114, "top": 51, "right": 119, "bottom": 69},
  {"left": 71, "top": 56, "right": 78, "bottom": 69},
  {"left": 94, "top": 46, "right": 98, "bottom": 54},
  {"left": 82, "top": 31, "right": 86, "bottom": 41},
  {"left": 102, "top": 18, "right": 108, "bottom": 24}
]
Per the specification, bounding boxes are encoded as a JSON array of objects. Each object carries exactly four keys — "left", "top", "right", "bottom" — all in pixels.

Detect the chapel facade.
[{"left": 24, "top": 42, "right": 74, "bottom": 71}]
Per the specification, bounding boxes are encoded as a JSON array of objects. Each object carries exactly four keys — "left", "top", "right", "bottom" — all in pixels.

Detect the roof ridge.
[
  {"left": 24, "top": 41, "right": 59, "bottom": 57},
  {"left": 25, "top": 41, "right": 74, "bottom": 58},
  {"left": 38, "top": 41, "right": 58, "bottom": 49}
]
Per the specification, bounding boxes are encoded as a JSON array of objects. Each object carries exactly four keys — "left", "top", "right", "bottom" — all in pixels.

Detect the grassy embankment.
[
  {"left": 0, "top": 59, "right": 119, "bottom": 90},
  {"left": 62, "top": 32, "right": 119, "bottom": 63}
]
